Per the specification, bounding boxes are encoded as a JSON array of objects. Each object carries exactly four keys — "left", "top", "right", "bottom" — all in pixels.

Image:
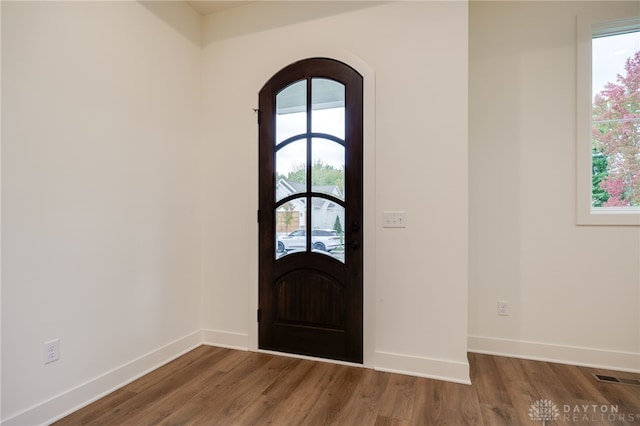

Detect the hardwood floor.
[{"left": 53, "top": 346, "right": 640, "bottom": 425}]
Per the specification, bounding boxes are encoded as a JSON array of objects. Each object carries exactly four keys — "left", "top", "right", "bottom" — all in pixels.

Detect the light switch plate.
[{"left": 383, "top": 211, "right": 407, "bottom": 228}]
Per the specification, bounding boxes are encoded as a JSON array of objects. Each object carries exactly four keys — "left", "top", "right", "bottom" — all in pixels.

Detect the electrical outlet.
[
  {"left": 44, "top": 339, "right": 60, "bottom": 364},
  {"left": 498, "top": 301, "right": 509, "bottom": 316}
]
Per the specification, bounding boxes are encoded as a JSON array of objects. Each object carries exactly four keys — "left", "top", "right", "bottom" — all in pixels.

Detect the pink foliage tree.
[{"left": 592, "top": 50, "right": 640, "bottom": 207}]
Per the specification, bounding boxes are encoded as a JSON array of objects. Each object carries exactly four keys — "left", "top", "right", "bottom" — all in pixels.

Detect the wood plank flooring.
[{"left": 53, "top": 346, "right": 640, "bottom": 425}]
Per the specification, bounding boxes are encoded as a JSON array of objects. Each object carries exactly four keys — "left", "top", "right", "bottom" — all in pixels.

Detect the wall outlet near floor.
[
  {"left": 44, "top": 338, "right": 60, "bottom": 364},
  {"left": 498, "top": 300, "right": 509, "bottom": 316}
]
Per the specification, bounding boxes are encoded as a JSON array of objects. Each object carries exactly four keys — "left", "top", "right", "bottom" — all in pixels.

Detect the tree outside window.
[{"left": 591, "top": 32, "right": 640, "bottom": 208}]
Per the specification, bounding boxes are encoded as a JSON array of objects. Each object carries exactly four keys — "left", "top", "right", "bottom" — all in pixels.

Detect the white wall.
[
  {"left": 200, "top": 1, "right": 470, "bottom": 382},
  {"left": 1, "top": 2, "right": 203, "bottom": 423},
  {"left": 469, "top": 1, "right": 640, "bottom": 371}
]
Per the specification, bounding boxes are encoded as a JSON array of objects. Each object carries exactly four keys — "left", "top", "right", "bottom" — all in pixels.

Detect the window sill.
[{"left": 577, "top": 207, "right": 640, "bottom": 226}]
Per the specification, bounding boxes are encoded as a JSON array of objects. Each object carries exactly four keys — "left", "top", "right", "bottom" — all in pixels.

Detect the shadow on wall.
[
  {"left": 200, "top": 1, "right": 392, "bottom": 44},
  {"left": 139, "top": 1, "right": 202, "bottom": 47}
]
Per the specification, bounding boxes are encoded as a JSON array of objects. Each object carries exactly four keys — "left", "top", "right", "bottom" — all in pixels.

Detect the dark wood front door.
[{"left": 258, "top": 58, "right": 363, "bottom": 363}]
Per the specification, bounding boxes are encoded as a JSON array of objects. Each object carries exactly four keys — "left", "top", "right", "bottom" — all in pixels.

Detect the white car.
[{"left": 277, "top": 229, "right": 342, "bottom": 252}]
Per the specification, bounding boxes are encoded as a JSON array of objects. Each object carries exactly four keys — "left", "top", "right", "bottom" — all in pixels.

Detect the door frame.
[{"left": 247, "top": 49, "right": 376, "bottom": 367}]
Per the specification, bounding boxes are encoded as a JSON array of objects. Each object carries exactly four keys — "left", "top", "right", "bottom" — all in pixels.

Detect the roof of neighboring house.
[{"left": 277, "top": 178, "right": 342, "bottom": 197}]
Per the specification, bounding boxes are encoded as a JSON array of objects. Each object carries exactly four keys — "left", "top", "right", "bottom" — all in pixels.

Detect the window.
[{"left": 577, "top": 14, "right": 640, "bottom": 225}]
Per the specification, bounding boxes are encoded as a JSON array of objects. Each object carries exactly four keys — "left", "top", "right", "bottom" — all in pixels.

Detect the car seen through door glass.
[{"left": 276, "top": 229, "right": 342, "bottom": 254}]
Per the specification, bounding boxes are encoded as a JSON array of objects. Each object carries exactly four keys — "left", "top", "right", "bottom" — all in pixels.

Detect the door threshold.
[{"left": 258, "top": 349, "right": 364, "bottom": 368}]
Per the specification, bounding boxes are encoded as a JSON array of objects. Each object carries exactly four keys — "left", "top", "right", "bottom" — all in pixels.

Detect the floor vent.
[{"left": 592, "top": 374, "right": 640, "bottom": 387}]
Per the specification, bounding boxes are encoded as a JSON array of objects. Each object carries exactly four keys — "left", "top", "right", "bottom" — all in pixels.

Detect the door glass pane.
[
  {"left": 311, "top": 138, "right": 345, "bottom": 200},
  {"left": 312, "top": 78, "right": 345, "bottom": 139},
  {"left": 311, "top": 197, "right": 345, "bottom": 263},
  {"left": 276, "top": 80, "right": 307, "bottom": 145},
  {"left": 276, "top": 197, "right": 306, "bottom": 259},
  {"left": 276, "top": 139, "right": 306, "bottom": 202}
]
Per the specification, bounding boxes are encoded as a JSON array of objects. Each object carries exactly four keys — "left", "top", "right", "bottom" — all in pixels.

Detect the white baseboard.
[
  {"left": 2, "top": 330, "right": 203, "bottom": 426},
  {"left": 20, "top": 331, "right": 616, "bottom": 425},
  {"left": 468, "top": 335, "right": 640, "bottom": 373},
  {"left": 374, "top": 350, "right": 471, "bottom": 385},
  {"left": 201, "top": 329, "right": 249, "bottom": 351}
]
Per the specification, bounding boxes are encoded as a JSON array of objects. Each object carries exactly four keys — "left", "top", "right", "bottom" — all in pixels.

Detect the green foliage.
[
  {"left": 591, "top": 148, "right": 609, "bottom": 207},
  {"left": 333, "top": 215, "right": 343, "bottom": 234},
  {"left": 333, "top": 215, "right": 344, "bottom": 244},
  {"left": 285, "top": 160, "right": 344, "bottom": 194}
]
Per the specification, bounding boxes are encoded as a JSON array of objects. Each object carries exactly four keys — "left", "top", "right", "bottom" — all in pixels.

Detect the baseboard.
[
  {"left": 3, "top": 330, "right": 485, "bottom": 426},
  {"left": 374, "top": 350, "right": 471, "bottom": 385},
  {"left": 201, "top": 329, "right": 249, "bottom": 351},
  {"left": 2, "top": 330, "right": 203, "bottom": 426},
  {"left": 468, "top": 335, "right": 640, "bottom": 373}
]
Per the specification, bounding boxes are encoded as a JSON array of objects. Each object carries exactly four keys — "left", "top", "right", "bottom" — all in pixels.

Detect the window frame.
[{"left": 576, "top": 13, "right": 640, "bottom": 226}]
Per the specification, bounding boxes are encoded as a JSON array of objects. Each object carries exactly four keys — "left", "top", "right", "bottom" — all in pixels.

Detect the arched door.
[{"left": 258, "top": 58, "right": 363, "bottom": 363}]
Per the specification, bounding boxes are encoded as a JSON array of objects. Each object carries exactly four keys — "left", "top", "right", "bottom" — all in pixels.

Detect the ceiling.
[{"left": 186, "top": 1, "right": 253, "bottom": 15}]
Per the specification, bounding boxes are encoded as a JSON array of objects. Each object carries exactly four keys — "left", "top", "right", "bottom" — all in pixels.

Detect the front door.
[{"left": 258, "top": 58, "right": 363, "bottom": 363}]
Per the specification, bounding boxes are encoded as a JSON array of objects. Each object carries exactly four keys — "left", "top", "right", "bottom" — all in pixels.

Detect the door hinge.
[
  {"left": 254, "top": 108, "right": 261, "bottom": 125},
  {"left": 257, "top": 308, "right": 262, "bottom": 323},
  {"left": 257, "top": 210, "right": 261, "bottom": 223}
]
